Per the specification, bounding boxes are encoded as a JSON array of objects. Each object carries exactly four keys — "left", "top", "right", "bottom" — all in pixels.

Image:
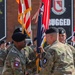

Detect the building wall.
[
  {"left": 6, "top": 0, "right": 40, "bottom": 41},
  {"left": 6, "top": 0, "right": 19, "bottom": 41},
  {"left": 6, "top": 0, "right": 75, "bottom": 42}
]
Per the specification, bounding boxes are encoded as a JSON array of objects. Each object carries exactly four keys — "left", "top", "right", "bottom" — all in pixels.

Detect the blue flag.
[
  {"left": 37, "top": 3, "right": 45, "bottom": 53},
  {"left": 37, "top": 14, "right": 42, "bottom": 53}
]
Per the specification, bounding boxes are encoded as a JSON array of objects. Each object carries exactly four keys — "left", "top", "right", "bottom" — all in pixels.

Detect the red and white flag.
[
  {"left": 42, "top": 0, "right": 51, "bottom": 30},
  {"left": 16, "top": 0, "right": 32, "bottom": 38},
  {"left": 32, "top": 0, "right": 51, "bottom": 30}
]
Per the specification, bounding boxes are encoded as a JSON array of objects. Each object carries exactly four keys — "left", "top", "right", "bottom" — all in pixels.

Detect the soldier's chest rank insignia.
[
  {"left": 14, "top": 61, "right": 20, "bottom": 68},
  {"left": 42, "top": 58, "right": 48, "bottom": 68}
]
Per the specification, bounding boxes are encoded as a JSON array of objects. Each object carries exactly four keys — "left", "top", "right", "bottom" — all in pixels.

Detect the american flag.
[{"left": 16, "top": 0, "right": 32, "bottom": 38}]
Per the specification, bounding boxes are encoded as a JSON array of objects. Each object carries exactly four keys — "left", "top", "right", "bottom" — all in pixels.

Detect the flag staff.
[{"left": 22, "top": 0, "right": 24, "bottom": 34}]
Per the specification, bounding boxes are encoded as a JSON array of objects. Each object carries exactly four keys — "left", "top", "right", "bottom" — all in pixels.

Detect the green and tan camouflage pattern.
[
  {"left": 22, "top": 46, "right": 37, "bottom": 75},
  {"left": 39, "top": 41, "right": 75, "bottom": 75},
  {"left": 0, "top": 49, "right": 7, "bottom": 75},
  {"left": 2, "top": 46, "right": 26, "bottom": 75}
]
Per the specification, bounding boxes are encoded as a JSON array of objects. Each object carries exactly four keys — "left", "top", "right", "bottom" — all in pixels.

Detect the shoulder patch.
[
  {"left": 42, "top": 52, "right": 51, "bottom": 68},
  {"left": 43, "top": 58, "right": 47, "bottom": 64},
  {"left": 13, "top": 58, "right": 20, "bottom": 68},
  {"left": 14, "top": 61, "right": 20, "bottom": 68}
]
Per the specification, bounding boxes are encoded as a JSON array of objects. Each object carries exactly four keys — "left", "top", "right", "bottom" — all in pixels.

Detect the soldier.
[
  {"left": 58, "top": 27, "right": 75, "bottom": 66},
  {"left": 38, "top": 27, "right": 75, "bottom": 75},
  {"left": 14, "top": 27, "right": 37, "bottom": 74},
  {"left": 2, "top": 31, "right": 27, "bottom": 75},
  {"left": 22, "top": 37, "right": 38, "bottom": 75},
  {"left": 0, "top": 40, "right": 6, "bottom": 50},
  {"left": 5, "top": 41, "right": 14, "bottom": 55},
  {"left": 58, "top": 27, "right": 67, "bottom": 44},
  {"left": 0, "top": 40, "right": 7, "bottom": 75},
  {"left": 22, "top": 46, "right": 37, "bottom": 75}
]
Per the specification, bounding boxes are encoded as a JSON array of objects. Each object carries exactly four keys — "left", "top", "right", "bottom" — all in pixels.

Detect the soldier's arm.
[
  {"left": 0, "top": 50, "right": 7, "bottom": 66},
  {"left": 6, "top": 53, "right": 25, "bottom": 75},
  {"left": 11, "top": 59, "right": 25, "bottom": 75},
  {"left": 68, "top": 44, "right": 75, "bottom": 53},
  {"left": 39, "top": 49, "right": 58, "bottom": 75},
  {"left": 68, "top": 44, "right": 75, "bottom": 66}
]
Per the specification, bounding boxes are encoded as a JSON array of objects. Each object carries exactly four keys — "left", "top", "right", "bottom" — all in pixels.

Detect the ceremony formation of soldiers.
[{"left": 0, "top": 27, "right": 75, "bottom": 75}]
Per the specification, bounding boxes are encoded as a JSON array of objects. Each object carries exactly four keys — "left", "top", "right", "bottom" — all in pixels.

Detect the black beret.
[
  {"left": 58, "top": 27, "right": 66, "bottom": 34},
  {"left": 45, "top": 27, "right": 58, "bottom": 34},
  {"left": 12, "top": 32, "right": 26, "bottom": 42},
  {"left": 13, "top": 28, "right": 27, "bottom": 37}
]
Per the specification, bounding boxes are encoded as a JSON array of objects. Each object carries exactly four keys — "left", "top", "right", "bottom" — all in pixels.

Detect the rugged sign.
[{"left": 49, "top": 0, "right": 74, "bottom": 41}]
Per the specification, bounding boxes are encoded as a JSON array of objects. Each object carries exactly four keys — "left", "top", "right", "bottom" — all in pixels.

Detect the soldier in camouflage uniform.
[
  {"left": 5, "top": 41, "right": 14, "bottom": 55},
  {"left": 58, "top": 27, "right": 75, "bottom": 67},
  {"left": 0, "top": 50, "right": 6, "bottom": 75},
  {"left": 22, "top": 46, "right": 36, "bottom": 75},
  {"left": 38, "top": 27, "right": 75, "bottom": 75},
  {"left": 0, "top": 40, "right": 7, "bottom": 75},
  {"left": 2, "top": 30, "right": 28, "bottom": 75}
]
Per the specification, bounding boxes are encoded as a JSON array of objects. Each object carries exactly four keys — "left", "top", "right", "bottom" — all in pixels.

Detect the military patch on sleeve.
[
  {"left": 14, "top": 61, "right": 20, "bottom": 68},
  {"left": 13, "top": 58, "right": 20, "bottom": 68},
  {"left": 42, "top": 57, "right": 49, "bottom": 68},
  {"left": 43, "top": 58, "right": 47, "bottom": 64},
  {"left": 42, "top": 53, "right": 51, "bottom": 68}
]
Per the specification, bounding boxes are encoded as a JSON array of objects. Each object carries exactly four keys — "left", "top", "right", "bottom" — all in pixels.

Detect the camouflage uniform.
[
  {"left": 44, "top": 45, "right": 50, "bottom": 51},
  {"left": 22, "top": 46, "right": 37, "bottom": 75},
  {"left": 23, "top": 46, "right": 35, "bottom": 59},
  {"left": 66, "top": 43, "right": 75, "bottom": 67},
  {"left": 39, "top": 41, "right": 75, "bottom": 75},
  {"left": 0, "top": 44, "right": 14, "bottom": 75},
  {"left": 5, "top": 44, "right": 14, "bottom": 54},
  {"left": 2, "top": 46, "right": 27, "bottom": 75},
  {"left": 0, "top": 49, "right": 7, "bottom": 75}
]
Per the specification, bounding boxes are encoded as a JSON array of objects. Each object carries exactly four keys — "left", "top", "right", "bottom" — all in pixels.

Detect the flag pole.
[{"left": 22, "top": 0, "right": 24, "bottom": 34}]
